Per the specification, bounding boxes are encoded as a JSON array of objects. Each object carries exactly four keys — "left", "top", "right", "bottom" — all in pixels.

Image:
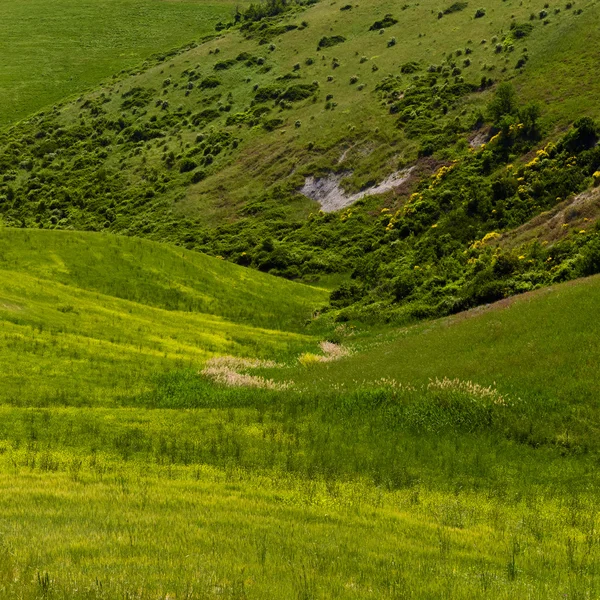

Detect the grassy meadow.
[
  {"left": 0, "top": 0, "right": 241, "bottom": 126},
  {"left": 2, "top": 230, "right": 600, "bottom": 598},
  {"left": 1, "top": 0, "right": 600, "bottom": 595},
  {"left": 0, "top": 229, "right": 326, "bottom": 406}
]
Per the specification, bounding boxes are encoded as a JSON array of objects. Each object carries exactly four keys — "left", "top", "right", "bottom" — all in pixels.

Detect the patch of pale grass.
[
  {"left": 204, "top": 356, "right": 282, "bottom": 370},
  {"left": 201, "top": 355, "right": 291, "bottom": 390},
  {"left": 299, "top": 342, "right": 351, "bottom": 366},
  {"left": 427, "top": 377, "right": 507, "bottom": 406}
]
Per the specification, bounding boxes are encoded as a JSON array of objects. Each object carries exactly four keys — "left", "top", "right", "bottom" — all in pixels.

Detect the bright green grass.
[
  {"left": 2, "top": 248, "right": 600, "bottom": 596},
  {"left": 0, "top": 0, "right": 240, "bottom": 126},
  {"left": 0, "top": 228, "right": 326, "bottom": 405},
  {"left": 291, "top": 275, "right": 600, "bottom": 406}
]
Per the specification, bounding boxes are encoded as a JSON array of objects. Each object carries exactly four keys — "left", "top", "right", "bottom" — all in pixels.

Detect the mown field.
[
  {"left": 2, "top": 229, "right": 600, "bottom": 598},
  {"left": 0, "top": 0, "right": 241, "bottom": 126}
]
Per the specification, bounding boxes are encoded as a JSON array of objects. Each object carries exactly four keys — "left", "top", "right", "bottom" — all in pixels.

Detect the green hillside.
[
  {"left": 1, "top": 0, "right": 599, "bottom": 323},
  {"left": 2, "top": 1, "right": 600, "bottom": 597},
  {"left": 0, "top": 0, "right": 241, "bottom": 127},
  {"left": 2, "top": 272, "right": 600, "bottom": 598},
  {"left": 0, "top": 228, "right": 326, "bottom": 405}
]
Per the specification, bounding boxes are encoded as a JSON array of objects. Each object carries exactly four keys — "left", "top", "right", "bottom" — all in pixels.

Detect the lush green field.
[
  {"left": 2, "top": 229, "right": 600, "bottom": 598},
  {"left": 0, "top": 228, "right": 326, "bottom": 405},
  {"left": 0, "top": 0, "right": 240, "bottom": 126},
  {"left": 2, "top": 0, "right": 600, "bottom": 595}
]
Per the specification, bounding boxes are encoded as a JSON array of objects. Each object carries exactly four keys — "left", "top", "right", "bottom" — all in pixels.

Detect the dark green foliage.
[
  {"left": 330, "top": 281, "right": 363, "bottom": 307},
  {"left": 243, "top": 0, "right": 289, "bottom": 23},
  {"left": 179, "top": 158, "right": 197, "bottom": 173},
  {"left": 400, "top": 61, "right": 419, "bottom": 73},
  {"left": 280, "top": 82, "right": 318, "bottom": 101},
  {"left": 580, "top": 236, "right": 600, "bottom": 276},
  {"left": 487, "top": 82, "right": 518, "bottom": 124},
  {"left": 508, "top": 21, "right": 535, "bottom": 40},
  {"left": 253, "top": 84, "right": 284, "bottom": 103},
  {"left": 254, "top": 82, "right": 317, "bottom": 104},
  {"left": 317, "top": 35, "right": 346, "bottom": 49},
  {"left": 189, "top": 169, "right": 207, "bottom": 184},
  {"left": 443, "top": 2, "right": 468, "bottom": 15},
  {"left": 120, "top": 87, "right": 155, "bottom": 111},
  {"left": 199, "top": 76, "right": 222, "bottom": 89},
  {"left": 190, "top": 108, "right": 221, "bottom": 126},
  {"left": 561, "top": 117, "right": 598, "bottom": 152},
  {"left": 214, "top": 59, "right": 237, "bottom": 71},
  {"left": 263, "top": 117, "right": 285, "bottom": 130},
  {"left": 369, "top": 14, "right": 398, "bottom": 30}
]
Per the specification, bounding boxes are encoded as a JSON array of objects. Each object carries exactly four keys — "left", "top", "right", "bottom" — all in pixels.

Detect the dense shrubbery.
[{"left": 0, "top": 5, "right": 598, "bottom": 329}]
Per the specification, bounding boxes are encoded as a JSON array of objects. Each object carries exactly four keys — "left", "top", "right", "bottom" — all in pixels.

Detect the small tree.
[
  {"left": 520, "top": 102, "right": 541, "bottom": 138},
  {"left": 487, "top": 82, "right": 518, "bottom": 125}
]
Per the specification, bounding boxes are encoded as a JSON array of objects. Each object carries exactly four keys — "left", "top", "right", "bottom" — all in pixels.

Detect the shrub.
[
  {"left": 400, "top": 61, "right": 419, "bottom": 73},
  {"left": 199, "top": 76, "right": 221, "bottom": 89},
  {"left": 318, "top": 36, "right": 346, "bottom": 49},
  {"left": 562, "top": 117, "right": 598, "bottom": 152},
  {"left": 580, "top": 238, "right": 600, "bottom": 276},
  {"left": 263, "top": 118, "right": 284, "bottom": 131},
  {"left": 279, "top": 83, "right": 318, "bottom": 102},
  {"left": 443, "top": 2, "right": 468, "bottom": 15},
  {"left": 474, "top": 8, "right": 486, "bottom": 18},
  {"left": 487, "top": 82, "right": 518, "bottom": 124},
  {"left": 387, "top": 37, "right": 397, "bottom": 47},
  {"left": 189, "top": 169, "right": 206, "bottom": 184},
  {"left": 179, "top": 158, "right": 197, "bottom": 173},
  {"left": 330, "top": 282, "right": 363, "bottom": 308},
  {"left": 369, "top": 14, "right": 398, "bottom": 30}
]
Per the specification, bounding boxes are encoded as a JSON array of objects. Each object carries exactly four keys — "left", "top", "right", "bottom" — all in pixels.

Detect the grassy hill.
[
  {"left": 2, "top": 269, "right": 600, "bottom": 598},
  {"left": 0, "top": 228, "right": 327, "bottom": 405},
  {"left": 0, "top": 0, "right": 599, "bottom": 323},
  {"left": 2, "top": 2, "right": 600, "bottom": 597},
  {"left": 0, "top": 0, "right": 242, "bottom": 127}
]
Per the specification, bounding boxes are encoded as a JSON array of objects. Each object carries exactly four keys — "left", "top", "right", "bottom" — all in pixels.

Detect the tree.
[
  {"left": 487, "top": 83, "right": 518, "bottom": 125},
  {"left": 520, "top": 102, "right": 542, "bottom": 138}
]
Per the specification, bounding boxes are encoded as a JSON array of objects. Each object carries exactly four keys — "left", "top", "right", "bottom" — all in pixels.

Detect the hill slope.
[
  {"left": 0, "top": 0, "right": 240, "bottom": 127},
  {"left": 1, "top": 0, "right": 599, "bottom": 323},
  {"left": 0, "top": 228, "right": 327, "bottom": 405},
  {"left": 2, "top": 273, "right": 600, "bottom": 598}
]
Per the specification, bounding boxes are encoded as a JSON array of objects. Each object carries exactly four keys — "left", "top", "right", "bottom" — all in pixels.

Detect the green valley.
[{"left": 1, "top": 0, "right": 600, "bottom": 597}]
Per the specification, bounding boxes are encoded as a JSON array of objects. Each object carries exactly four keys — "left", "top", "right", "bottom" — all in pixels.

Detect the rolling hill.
[
  {"left": 2, "top": 251, "right": 600, "bottom": 597},
  {"left": 0, "top": 228, "right": 327, "bottom": 405},
  {"left": 2, "top": 0, "right": 600, "bottom": 597},
  {"left": 0, "top": 0, "right": 599, "bottom": 323}
]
